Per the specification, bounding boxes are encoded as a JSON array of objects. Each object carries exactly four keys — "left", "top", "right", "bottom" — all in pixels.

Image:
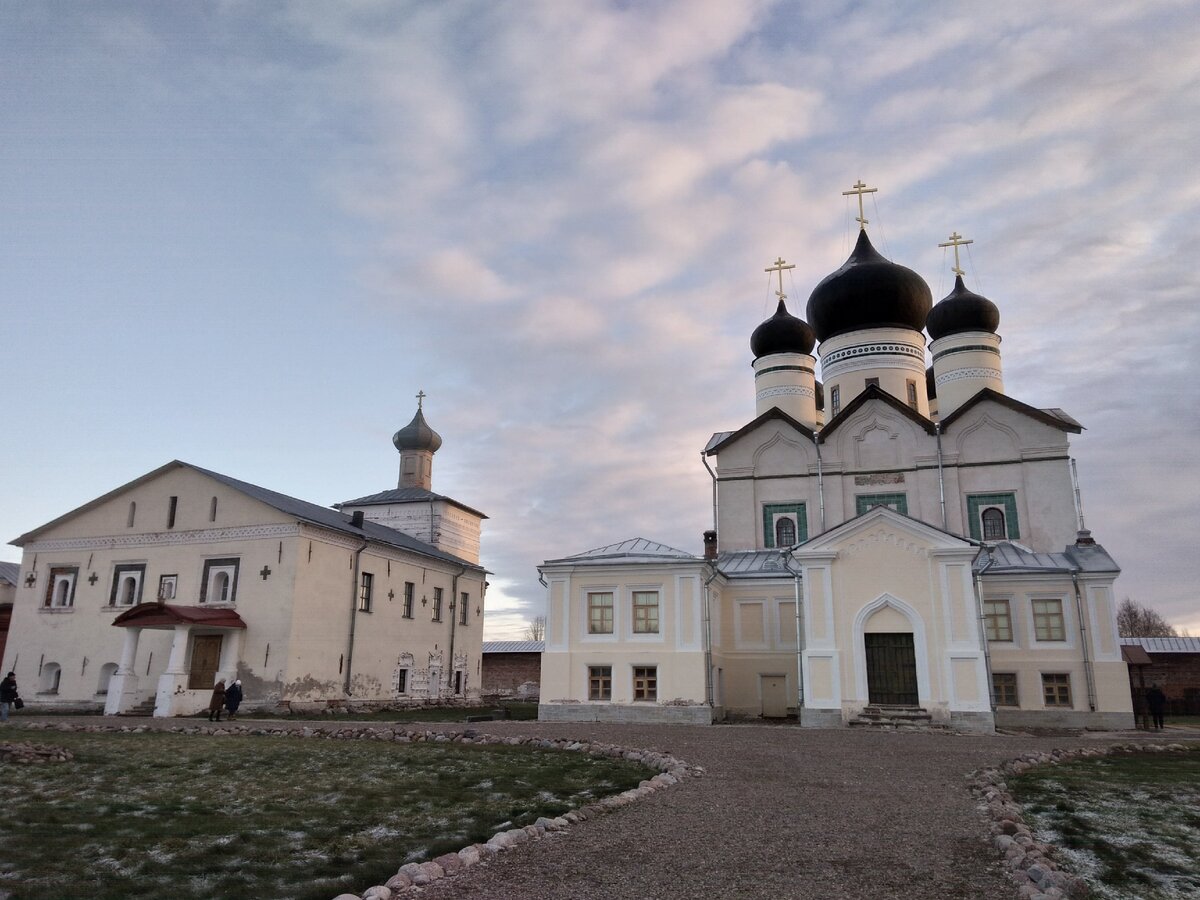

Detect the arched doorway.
[{"left": 864, "top": 633, "right": 918, "bottom": 705}]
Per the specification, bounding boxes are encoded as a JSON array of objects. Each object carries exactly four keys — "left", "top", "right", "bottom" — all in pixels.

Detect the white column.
[
  {"left": 105, "top": 627, "right": 143, "bottom": 715},
  {"left": 117, "top": 628, "right": 141, "bottom": 673},
  {"left": 216, "top": 629, "right": 243, "bottom": 685},
  {"left": 156, "top": 625, "right": 193, "bottom": 718},
  {"left": 165, "top": 625, "right": 191, "bottom": 674}
]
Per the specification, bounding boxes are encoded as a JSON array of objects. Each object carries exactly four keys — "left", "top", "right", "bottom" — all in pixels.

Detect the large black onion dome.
[
  {"left": 925, "top": 365, "right": 936, "bottom": 400},
  {"left": 393, "top": 407, "right": 442, "bottom": 453},
  {"left": 751, "top": 298, "right": 816, "bottom": 358},
  {"left": 806, "top": 229, "right": 933, "bottom": 341},
  {"left": 926, "top": 275, "right": 1000, "bottom": 340}
]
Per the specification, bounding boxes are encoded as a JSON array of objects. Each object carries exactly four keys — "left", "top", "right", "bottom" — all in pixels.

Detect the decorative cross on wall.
[
  {"left": 88, "top": 572, "right": 99, "bottom": 585},
  {"left": 387, "top": 590, "right": 395, "bottom": 601},
  {"left": 25, "top": 573, "right": 36, "bottom": 587},
  {"left": 260, "top": 565, "right": 272, "bottom": 581},
  {"left": 421, "top": 595, "right": 428, "bottom": 607}
]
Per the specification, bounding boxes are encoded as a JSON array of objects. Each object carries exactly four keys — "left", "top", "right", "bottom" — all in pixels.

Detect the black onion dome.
[
  {"left": 750, "top": 298, "right": 816, "bottom": 358},
  {"left": 925, "top": 365, "right": 936, "bottom": 400},
  {"left": 805, "top": 229, "right": 933, "bottom": 341},
  {"left": 925, "top": 275, "right": 1000, "bottom": 340},
  {"left": 393, "top": 407, "right": 442, "bottom": 453}
]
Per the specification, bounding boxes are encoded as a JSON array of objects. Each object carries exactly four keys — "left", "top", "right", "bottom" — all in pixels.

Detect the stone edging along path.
[
  {"left": 16, "top": 721, "right": 702, "bottom": 900},
  {"left": 970, "top": 740, "right": 1194, "bottom": 900}
]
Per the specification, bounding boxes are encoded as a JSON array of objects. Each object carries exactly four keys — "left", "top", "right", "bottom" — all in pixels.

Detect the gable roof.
[
  {"left": 974, "top": 538, "right": 1119, "bottom": 575},
  {"left": 1121, "top": 636, "right": 1200, "bottom": 654},
  {"left": 704, "top": 407, "right": 817, "bottom": 456},
  {"left": 543, "top": 537, "right": 699, "bottom": 567},
  {"left": 938, "top": 388, "right": 1083, "bottom": 433},
  {"left": 112, "top": 602, "right": 248, "bottom": 630},
  {"left": 482, "top": 640, "right": 545, "bottom": 654},
  {"left": 817, "top": 383, "right": 937, "bottom": 440},
  {"left": 0, "top": 561, "right": 19, "bottom": 587},
  {"left": 794, "top": 502, "right": 979, "bottom": 554},
  {"left": 336, "top": 487, "right": 487, "bottom": 520},
  {"left": 12, "top": 461, "right": 485, "bottom": 572}
]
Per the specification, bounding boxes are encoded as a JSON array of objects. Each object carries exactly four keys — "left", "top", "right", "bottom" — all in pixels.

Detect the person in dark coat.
[
  {"left": 224, "top": 679, "right": 243, "bottom": 719},
  {"left": 0, "top": 672, "right": 18, "bottom": 723},
  {"left": 1146, "top": 683, "right": 1167, "bottom": 730},
  {"left": 208, "top": 680, "right": 226, "bottom": 722}
]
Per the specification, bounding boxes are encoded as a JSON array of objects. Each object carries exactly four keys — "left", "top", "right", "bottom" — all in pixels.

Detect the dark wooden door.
[
  {"left": 188, "top": 635, "right": 223, "bottom": 690},
  {"left": 865, "top": 633, "right": 918, "bottom": 705}
]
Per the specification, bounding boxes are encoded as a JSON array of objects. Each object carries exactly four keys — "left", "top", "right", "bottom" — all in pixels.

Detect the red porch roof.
[{"left": 111, "top": 602, "right": 247, "bottom": 630}]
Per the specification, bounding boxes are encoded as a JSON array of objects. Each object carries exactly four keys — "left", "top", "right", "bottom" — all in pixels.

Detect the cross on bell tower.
[
  {"left": 842, "top": 179, "right": 878, "bottom": 229},
  {"left": 938, "top": 231, "right": 974, "bottom": 277},
  {"left": 764, "top": 256, "right": 796, "bottom": 303}
]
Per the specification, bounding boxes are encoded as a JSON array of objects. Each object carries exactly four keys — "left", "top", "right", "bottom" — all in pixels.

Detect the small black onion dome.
[
  {"left": 806, "top": 229, "right": 933, "bottom": 341},
  {"left": 750, "top": 298, "right": 816, "bottom": 358},
  {"left": 925, "top": 366, "right": 936, "bottom": 400},
  {"left": 393, "top": 407, "right": 442, "bottom": 453},
  {"left": 926, "top": 275, "right": 1000, "bottom": 340},
  {"left": 815, "top": 379, "right": 825, "bottom": 411}
]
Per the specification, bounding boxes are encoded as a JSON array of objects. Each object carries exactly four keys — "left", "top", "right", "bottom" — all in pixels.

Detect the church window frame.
[
  {"left": 127, "top": 501, "right": 136, "bottom": 528},
  {"left": 44, "top": 567, "right": 78, "bottom": 609},
  {"left": 633, "top": 665, "right": 657, "bottom": 702},
  {"left": 108, "top": 564, "right": 146, "bottom": 607},
  {"left": 1032, "top": 598, "right": 1066, "bottom": 642},
  {"left": 158, "top": 574, "right": 177, "bottom": 602},
  {"left": 587, "top": 592, "right": 614, "bottom": 635},
  {"left": 830, "top": 385, "right": 841, "bottom": 416},
  {"left": 983, "top": 599, "right": 1013, "bottom": 643},
  {"left": 775, "top": 517, "right": 796, "bottom": 548},
  {"left": 39, "top": 662, "right": 62, "bottom": 695},
  {"left": 1042, "top": 673, "right": 1072, "bottom": 708},
  {"left": 992, "top": 673, "right": 1019, "bottom": 707},
  {"left": 459, "top": 591, "right": 470, "bottom": 625},
  {"left": 432, "top": 587, "right": 444, "bottom": 622},
  {"left": 855, "top": 493, "right": 908, "bottom": 516},
  {"left": 982, "top": 507, "right": 1006, "bottom": 540},
  {"left": 395, "top": 668, "right": 409, "bottom": 695},
  {"left": 359, "top": 572, "right": 374, "bottom": 613},
  {"left": 209, "top": 496, "right": 218, "bottom": 522},
  {"left": 403, "top": 582, "right": 415, "bottom": 619},
  {"left": 167, "top": 496, "right": 178, "bottom": 529},
  {"left": 632, "top": 591, "right": 660, "bottom": 634},
  {"left": 966, "top": 493, "right": 1020, "bottom": 541},
  {"left": 200, "top": 558, "right": 240, "bottom": 605},
  {"left": 588, "top": 665, "right": 612, "bottom": 700},
  {"left": 762, "top": 503, "right": 808, "bottom": 549},
  {"left": 906, "top": 379, "right": 918, "bottom": 409}
]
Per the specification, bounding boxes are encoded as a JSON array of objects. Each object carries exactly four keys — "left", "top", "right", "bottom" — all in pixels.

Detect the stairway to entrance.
[
  {"left": 119, "top": 697, "right": 156, "bottom": 717},
  {"left": 848, "top": 704, "right": 948, "bottom": 732}
]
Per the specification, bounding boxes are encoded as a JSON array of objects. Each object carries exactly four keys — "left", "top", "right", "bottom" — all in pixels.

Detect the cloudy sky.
[{"left": 2, "top": 1, "right": 1197, "bottom": 637}]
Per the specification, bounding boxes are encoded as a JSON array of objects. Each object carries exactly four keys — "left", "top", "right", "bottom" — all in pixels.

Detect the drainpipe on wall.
[
  {"left": 972, "top": 547, "right": 996, "bottom": 716},
  {"left": 344, "top": 516, "right": 370, "bottom": 696},
  {"left": 781, "top": 543, "right": 805, "bottom": 723},
  {"left": 446, "top": 563, "right": 468, "bottom": 698},
  {"left": 1070, "top": 458, "right": 1087, "bottom": 532},
  {"left": 935, "top": 422, "right": 948, "bottom": 531},
  {"left": 700, "top": 452, "right": 718, "bottom": 536},
  {"left": 702, "top": 531, "right": 719, "bottom": 711},
  {"left": 812, "top": 434, "right": 826, "bottom": 535},
  {"left": 1072, "top": 571, "right": 1097, "bottom": 713}
]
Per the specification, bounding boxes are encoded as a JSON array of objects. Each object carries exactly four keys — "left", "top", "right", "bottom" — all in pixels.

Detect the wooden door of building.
[
  {"left": 865, "top": 633, "right": 918, "bottom": 705},
  {"left": 188, "top": 635, "right": 223, "bottom": 690},
  {"left": 761, "top": 675, "right": 788, "bottom": 718}
]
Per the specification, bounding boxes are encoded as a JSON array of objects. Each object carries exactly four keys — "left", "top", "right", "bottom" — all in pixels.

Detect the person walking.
[
  {"left": 224, "top": 679, "right": 243, "bottom": 720},
  {"left": 1146, "top": 683, "right": 1167, "bottom": 730},
  {"left": 0, "top": 672, "right": 18, "bottom": 723},
  {"left": 207, "top": 679, "right": 226, "bottom": 722}
]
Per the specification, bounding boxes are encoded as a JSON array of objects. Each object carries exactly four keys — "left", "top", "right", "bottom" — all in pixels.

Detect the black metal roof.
[
  {"left": 336, "top": 487, "right": 488, "bottom": 520},
  {"left": 926, "top": 275, "right": 1000, "bottom": 340},
  {"left": 751, "top": 297, "right": 816, "bottom": 358}
]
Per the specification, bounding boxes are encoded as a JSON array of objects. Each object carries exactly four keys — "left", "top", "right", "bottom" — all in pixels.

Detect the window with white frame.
[
  {"left": 200, "top": 558, "right": 239, "bottom": 604},
  {"left": 983, "top": 599, "right": 1013, "bottom": 642},
  {"left": 395, "top": 668, "right": 409, "bottom": 694},
  {"left": 359, "top": 572, "right": 374, "bottom": 612},
  {"left": 158, "top": 575, "right": 178, "bottom": 602},
  {"left": 403, "top": 582, "right": 415, "bottom": 618},
  {"left": 44, "top": 567, "right": 78, "bottom": 609},
  {"left": 40, "top": 662, "right": 62, "bottom": 694},
  {"left": 109, "top": 564, "right": 146, "bottom": 607},
  {"left": 459, "top": 591, "right": 469, "bottom": 625},
  {"left": 587, "top": 592, "right": 614, "bottom": 634},
  {"left": 1032, "top": 598, "right": 1066, "bottom": 641},
  {"left": 632, "top": 591, "right": 660, "bottom": 634},
  {"left": 432, "top": 587, "right": 443, "bottom": 621}
]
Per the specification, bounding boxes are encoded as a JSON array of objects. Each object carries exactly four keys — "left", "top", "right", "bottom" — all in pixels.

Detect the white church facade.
[
  {"left": 4, "top": 401, "right": 489, "bottom": 717},
  {"left": 539, "top": 193, "right": 1133, "bottom": 731}
]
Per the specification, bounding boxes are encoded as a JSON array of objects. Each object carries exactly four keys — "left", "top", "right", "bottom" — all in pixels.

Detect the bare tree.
[
  {"left": 524, "top": 615, "right": 546, "bottom": 641},
  {"left": 1117, "top": 597, "right": 1178, "bottom": 638}
]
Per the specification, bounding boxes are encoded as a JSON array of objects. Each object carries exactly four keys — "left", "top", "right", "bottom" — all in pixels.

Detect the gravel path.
[{"left": 403, "top": 722, "right": 1177, "bottom": 900}]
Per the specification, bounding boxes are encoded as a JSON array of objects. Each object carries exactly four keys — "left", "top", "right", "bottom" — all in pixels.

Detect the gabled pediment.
[
  {"left": 818, "top": 384, "right": 936, "bottom": 441},
  {"left": 938, "top": 388, "right": 1083, "bottom": 433},
  {"left": 704, "top": 407, "right": 817, "bottom": 456},
  {"left": 794, "top": 504, "right": 978, "bottom": 558}
]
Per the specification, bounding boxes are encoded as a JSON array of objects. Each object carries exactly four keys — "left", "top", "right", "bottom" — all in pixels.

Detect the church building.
[
  {"left": 539, "top": 186, "right": 1133, "bottom": 731},
  {"left": 3, "top": 399, "right": 488, "bottom": 717}
]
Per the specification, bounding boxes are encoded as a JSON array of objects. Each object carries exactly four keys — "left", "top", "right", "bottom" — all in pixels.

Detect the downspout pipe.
[
  {"left": 703, "top": 564, "right": 719, "bottom": 711},
  {"left": 701, "top": 452, "right": 718, "bottom": 535},
  {"left": 447, "top": 563, "right": 468, "bottom": 698},
  {"left": 972, "top": 548, "right": 996, "bottom": 717},
  {"left": 344, "top": 533, "right": 370, "bottom": 696},
  {"left": 781, "top": 542, "right": 805, "bottom": 722},
  {"left": 935, "top": 422, "right": 947, "bottom": 530},
  {"left": 1070, "top": 458, "right": 1087, "bottom": 532},
  {"left": 812, "top": 434, "right": 826, "bottom": 535},
  {"left": 1072, "top": 571, "right": 1097, "bottom": 713}
]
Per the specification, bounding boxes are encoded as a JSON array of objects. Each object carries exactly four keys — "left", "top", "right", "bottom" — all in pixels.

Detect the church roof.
[
  {"left": 111, "top": 602, "right": 248, "bottom": 630},
  {"left": 11, "top": 461, "right": 485, "bottom": 573},
  {"left": 543, "top": 537, "right": 699, "bottom": 566},
  {"left": 717, "top": 550, "right": 795, "bottom": 578},
  {"left": 817, "top": 383, "right": 937, "bottom": 440},
  {"left": 938, "top": 389, "right": 1083, "bottom": 433},
  {"left": 976, "top": 539, "right": 1118, "bottom": 575},
  {"left": 335, "top": 487, "right": 488, "bottom": 520},
  {"left": 704, "top": 407, "right": 818, "bottom": 456}
]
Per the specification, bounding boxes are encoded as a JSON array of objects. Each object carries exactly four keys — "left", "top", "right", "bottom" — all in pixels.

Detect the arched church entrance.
[{"left": 864, "top": 633, "right": 918, "bottom": 705}]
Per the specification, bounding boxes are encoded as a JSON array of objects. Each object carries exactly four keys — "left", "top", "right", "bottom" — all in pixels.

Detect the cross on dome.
[
  {"left": 938, "top": 231, "right": 974, "bottom": 277},
  {"left": 842, "top": 179, "right": 878, "bottom": 229},
  {"left": 764, "top": 256, "right": 795, "bottom": 302},
  {"left": 415, "top": 389, "right": 426, "bottom": 410}
]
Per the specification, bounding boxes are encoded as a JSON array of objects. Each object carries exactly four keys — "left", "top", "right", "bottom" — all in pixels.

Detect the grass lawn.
[
  {"left": 246, "top": 702, "right": 540, "bottom": 723},
  {"left": 1010, "top": 748, "right": 1200, "bottom": 899},
  {"left": 0, "top": 727, "right": 651, "bottom": 900}
]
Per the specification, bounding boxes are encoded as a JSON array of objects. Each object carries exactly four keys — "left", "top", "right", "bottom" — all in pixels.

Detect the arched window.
[
  {"left": 775, "top": 516, "right": 796, "bottom": 548},
  {"left": 982, "top": 507, "right": 1006, "bottom": 540},
  {"left": 54, "top": 579, "right": 71, "bottom": 607},
  {"left": 41, "top": 662, "right": 62, "bottom": 694},
  {"left": 214, "top": 572, "right": 230, "bottom": 603},
  {"left": 97, "top": 662, "right": 119, "bottom": 695},
  {"left": 121, "top": 576, "right": 138, "bottom": 605}
]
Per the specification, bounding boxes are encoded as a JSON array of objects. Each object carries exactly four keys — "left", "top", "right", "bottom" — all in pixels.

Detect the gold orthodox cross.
[
  {"left": 842, "top": 179, "right": 878, "bottom": 228},
  {"left": 416, "top": 389, "right": 426, "bottom": 410},
  {"left": 764, "top": 256, "right": 795, "bottom": 301},
  {"left": 938, "top": 231, "right": 974, "bottom": 276}
]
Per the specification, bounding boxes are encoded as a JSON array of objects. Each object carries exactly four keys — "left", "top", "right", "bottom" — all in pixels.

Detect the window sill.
[{"left": 39, "top": 607, "right": 74, "bottom": 614}]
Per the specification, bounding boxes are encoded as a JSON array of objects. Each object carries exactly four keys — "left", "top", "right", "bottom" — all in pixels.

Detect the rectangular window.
[
  {"left": 200, "top": 558, "right": 239, "bottom": 604},
  {"left": 588, "top": 665, "right": 612, "bottom": 700},
  {"left": 966, "top": 493, "right": 1020, "bottom": 541},
  {"left": 109, "top": 564, "right": 146, "bottom": 607},
  {"left": 158, "top": 574, "right": 178, "bottom": 602},
  {"left": 983, "top": 599, "right": 1013, "bottom": 642},
  {"left": 1032, "top": 599, "right": 1066, "bottom": 641},
  {"left": 454, "top": 670, "right": 463, "bottom": 695},
  {"left": 993, "top": 673, "right": 1018, "bottom": 707},
  {"left": 1042, "top": 673, "right": 1072, "bottom": 707},
  {"left": 855, "top": 493, "right": 908, "bottom": 516},
  {"left": 633, "top": 666, "right": 657, "bottom": 702},
  {"left": 432, "top": 587, "right": 443, "bottom": 621},
  {"left": 865, "top": 377, "right": 880, "bottom": 388},
  {"left": 44, "top": 567, "right": 79, "bottom": 608},
  {"left": 632, "top": 591, "right": 660, "bottom": 634},
  {"left": 831, "top": 385, "right": 841, "bottom": 416},
  {"left": 209, "top": 496, "right": 218, "bottom": 522},
  {"left": 403, "top": 582, "right": 414, "bottom": 619},
  {"left": 906, "top": 379, "right": 918, "bottom": 409},
  {"left": 359, "top": 572, "right": 374, "bottom": 612},
  {"left": 396, "top": 669, "right": 408, "bottom": 694},
  {"left": 460, "top": 591, "right": 470, "bottom": 625},
  {"left": 587, "top": 592, "right": 614, "bottom": 634},
  {"left": 167, "top": 496, "right": 178, "bottom": 529}
]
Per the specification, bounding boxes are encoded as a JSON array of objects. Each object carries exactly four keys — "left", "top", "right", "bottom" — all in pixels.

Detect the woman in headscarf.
[
  {"left": 224, "top": 679, "right": 243, "bottom": 719},
  {"left": 207, "top": 679, "right": 226, "bottom": 722}
]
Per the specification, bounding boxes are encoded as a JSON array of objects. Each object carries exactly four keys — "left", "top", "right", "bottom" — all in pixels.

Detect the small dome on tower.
[
  {"left": 750, "top": 298, "right": 816, "bottom": 358},
  {"left": 393, "top": 406, "right": 442, "bottom": 454},
  {"left": 806, "top": 229, "right": 933, "bottom": 342},
  {"left": 926, "top": 275, "right": 1000, "bottom": 340}
]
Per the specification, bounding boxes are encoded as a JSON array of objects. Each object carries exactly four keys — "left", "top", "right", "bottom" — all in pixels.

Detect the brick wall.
[
  {"left": 481, "top": 652, "right": 541, "bottom": 698},
  {"left": 1128, "top": 652, "right": 1200, "bottom": 715}
]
